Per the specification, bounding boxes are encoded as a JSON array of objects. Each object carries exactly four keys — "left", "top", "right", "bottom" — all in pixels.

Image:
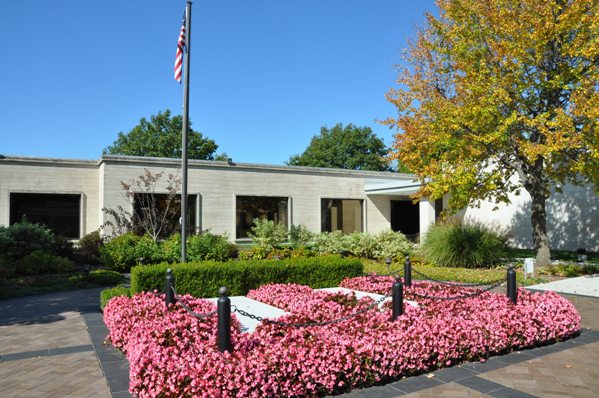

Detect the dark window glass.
[
  {"left": 133, "top": 194, "right": 197, "bottom": 238},
  {"left": 10, "top": 193, "right": 81, "bottom": 239},
  {"left": 321, "top": 199, "right": 363, "bottom": 233},
  {"left": 236, "top": 196, "right": 288, "bottom": 239}
]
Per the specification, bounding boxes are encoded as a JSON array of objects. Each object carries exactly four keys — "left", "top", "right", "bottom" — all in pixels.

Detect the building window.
[
  {"left": 10, "top": 193, "right": 81, "bottom": 239},
  {"left": 133, "top": 194, "right": 197, "bottom": 238},
  {"left": 321, "top": 199, "right": 363, "bottom": 233},
  {"left": 236, "top": 196, "right": 288, "bottom": 239}
]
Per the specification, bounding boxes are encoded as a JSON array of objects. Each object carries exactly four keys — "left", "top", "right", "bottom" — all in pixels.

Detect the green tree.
[
  {"left": 385, "top": 0, "right": 598, "bottom": 266},
  {"left": 103, "top": 110, "right": 220, "bottom": 160},
  {"left": 287, "top": 123, "right": 391, "bottom": 171}
]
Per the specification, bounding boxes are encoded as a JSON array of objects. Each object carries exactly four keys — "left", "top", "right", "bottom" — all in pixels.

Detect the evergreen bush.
[
  {"left": 0, "top": 255, "right": 16, "bottom": 278},
  {"left": 130, "top": 256, "right": 363, "bottom": 298},
  {"left": 0, "top": 221, "right": 55, "bottom": 260},
  {"left": 76, "top": 230, "right": 103, "bottom": 264},
  {"left": 16, "top": 250, "right": 74, "bottom": 275}
]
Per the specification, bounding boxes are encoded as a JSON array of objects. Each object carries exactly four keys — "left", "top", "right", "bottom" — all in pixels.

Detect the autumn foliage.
[{"left": 385, "top": 0, "right": 598, "bottom": 266}]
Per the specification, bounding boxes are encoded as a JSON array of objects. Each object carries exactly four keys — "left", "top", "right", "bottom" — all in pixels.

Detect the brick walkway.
[
  {"left": 1, "top": 288, "right": 597, "bottom": 397},
  {"left": 0, "top": 289, "right": 110, "bottom": 398}
]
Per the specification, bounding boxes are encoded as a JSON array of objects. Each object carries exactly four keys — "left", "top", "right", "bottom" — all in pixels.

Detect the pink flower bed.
[{"left": 104, "top": 279, "right": 580, "bottom": 397}]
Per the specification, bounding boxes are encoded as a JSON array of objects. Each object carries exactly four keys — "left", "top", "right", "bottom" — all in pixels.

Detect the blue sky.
[{"left": 0, "top": 0, "right": 436, "bottom": 165}]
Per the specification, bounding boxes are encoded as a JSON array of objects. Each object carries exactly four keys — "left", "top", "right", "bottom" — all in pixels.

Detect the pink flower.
[{"left": 103, "top": 281, "right": 581, "bottom": 397}]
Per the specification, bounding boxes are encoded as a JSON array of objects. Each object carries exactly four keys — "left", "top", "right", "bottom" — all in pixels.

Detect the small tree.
[{"left": 102, "top": 169, "right": 181, "bottom": 241}]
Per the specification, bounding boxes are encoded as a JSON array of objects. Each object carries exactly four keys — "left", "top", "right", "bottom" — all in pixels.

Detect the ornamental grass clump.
[
  {"left": 104, "top": 277, "right": 579, "bottom": 397},
  {"left": 420, "top": 220, "right": 509, "bottom": 268}
]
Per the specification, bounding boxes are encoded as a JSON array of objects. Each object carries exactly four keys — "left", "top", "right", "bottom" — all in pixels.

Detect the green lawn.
[{"left": 362, "top": 259, "right": 548, "bottom": 286}]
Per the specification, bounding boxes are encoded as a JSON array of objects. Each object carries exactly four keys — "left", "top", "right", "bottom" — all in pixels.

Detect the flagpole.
[{"left": 181, "top": 0, "right": 192, "bottom": 263}]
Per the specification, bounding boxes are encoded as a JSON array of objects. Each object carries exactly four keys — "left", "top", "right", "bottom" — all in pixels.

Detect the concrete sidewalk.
[
  {"left": 527, "top": 274, "right": 599, "bottom": 298},
  {"left": 1, "top": 283, "right": 598, "bottom": 397}
]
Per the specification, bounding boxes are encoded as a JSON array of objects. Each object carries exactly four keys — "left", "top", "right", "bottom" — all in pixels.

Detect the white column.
[{"left": 419, "top": 199, "right": 436, "bottom": 238}]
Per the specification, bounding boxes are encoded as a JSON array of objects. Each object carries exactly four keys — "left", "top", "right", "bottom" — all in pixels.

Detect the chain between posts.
[
  {"left": 171, "top": 286, "right": 218, "bottom": 319},
  {"left": 408, "top": 278, "right": 506, "bottom": 301},
  {"left": 410, "top": 267, "right": 506, "bottom": 288},
  {"left": 231, "top": 293, "right": 390, "bottom": 328}
]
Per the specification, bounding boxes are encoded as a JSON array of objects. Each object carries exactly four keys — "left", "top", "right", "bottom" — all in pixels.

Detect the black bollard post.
[
  {"left": 404, "top": 256, "right": 412, "bottom": 287},
  {"left": 385, "top": 257, "right": 392, "bottom": 273},
  {"left": 165, "top": 268, "right": 175, "bottom": 307},
  {"left": 392, "top": 275, "right": 404, "bottom": 321},
  {"left": 507, "top": 264, "right": 517, "bottom": 304},
  {"left": 217, "top": 286, "right": 232, "bottom": 353}
]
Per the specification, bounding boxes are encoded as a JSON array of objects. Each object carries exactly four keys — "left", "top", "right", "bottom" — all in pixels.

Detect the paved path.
[
  {"left": 0, "top": 289, "right": 111, "bottom": 397},
  {"left": 527, "top": 274, "right": 599, "bottom": 297},
  {"left": 1, "top": 279, "right": 598, "bottom": 397}
]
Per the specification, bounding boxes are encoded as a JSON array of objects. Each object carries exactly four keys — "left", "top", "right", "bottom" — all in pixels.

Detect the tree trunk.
[
  {"left": 530, "top": 182, "right": 551, "bottom": 268},
  {"left": 516, "top": 156, "right": 552, "bottom": 268}
]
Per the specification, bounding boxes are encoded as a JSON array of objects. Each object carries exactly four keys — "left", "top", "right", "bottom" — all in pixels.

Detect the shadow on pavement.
[{"left": 0, "top": 288, "right": 103, "bottom": 326}]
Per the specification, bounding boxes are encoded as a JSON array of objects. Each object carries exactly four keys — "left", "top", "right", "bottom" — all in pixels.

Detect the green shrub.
[
  {"left": 372, "top": 230, "right": 414, "bottom": 260},
  {"left": 100, "top": 286, "right": 131, "bottom": 310},
  {"left": 0, "top": 221, "right": 55, "bottom": 260},
  {"left": 88, "top": 269, "right": 124, "bottom": 285},
  {"left": 313, "top": 231, "right": 350, "bottom": 255},
  {"left": 238, "top": 245, "right": 317, "bottom": 260},
  {"left": 76, "top": 230, "right": 103, "bottom": 264},
  {"left": 345, "top": 233, "right": 378, "bottom": 258},
  {"left": 100, "top": 233, "right": 162, "bottom": 272},
  {"left": 130, "top": 256, "right": 363, "bottom": 298},
  {"left": 248, "top": 218, "right": 288, "bottom": 252},
  {"left": 16, "top": 250, "right": 74, "bottom": 275},
  {"left": 0, "top": 255, "right": 16, "bottom": 278},
  {"left": 289, "top": 224, "right": 314, "bottom": 247},
  {"left": 420, "top": 220, "right": 509, "bottom": 268},
  {"left": 187, "top": 233, "right": 238, "bottom": 262},
  {"left": 160, "top": 233, "right": 182, "bottom": 263},
  {"left": 54, "top": 235, "right": 75, "bottom": 260},
  {"left": 539, "top": 263, "right": 599, "bottom": 278},
  {"left": 311, "top": 230, "right": 413, "bottom": 260}
]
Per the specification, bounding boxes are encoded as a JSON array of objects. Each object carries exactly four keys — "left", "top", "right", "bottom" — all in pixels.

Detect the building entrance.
[{"left": 390, "top": 200, "right": 419, "bottom": 240}]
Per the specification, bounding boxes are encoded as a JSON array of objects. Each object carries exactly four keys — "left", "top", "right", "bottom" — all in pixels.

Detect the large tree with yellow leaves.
[{"left": 385, "top": 0, "right": 598, "bottom": 266}]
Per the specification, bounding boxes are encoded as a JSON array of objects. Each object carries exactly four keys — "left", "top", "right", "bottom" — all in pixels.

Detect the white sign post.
[{"left": 523, "top": 258, "right": 535, "bottom": 279}]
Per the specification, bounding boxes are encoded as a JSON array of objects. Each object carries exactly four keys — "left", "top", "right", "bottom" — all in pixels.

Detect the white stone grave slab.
[
  {"left": 207, "top": 287, "right": 418, "bottom": 334},
  {"left": 207, "top": 296, "right": 289, "bottom": 333}
]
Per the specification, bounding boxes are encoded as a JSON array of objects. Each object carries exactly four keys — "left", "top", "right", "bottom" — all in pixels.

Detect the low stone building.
[
  {"left": 0, "top": 155, "right": 436, "bottom": 242},
  {"left": 1, "top": 154, "right": 596, "bottom": 251}
]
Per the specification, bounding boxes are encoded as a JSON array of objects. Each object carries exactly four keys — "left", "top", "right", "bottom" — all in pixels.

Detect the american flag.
[{"left": 174, "top": 13, "right": 186, "bottom": 83}]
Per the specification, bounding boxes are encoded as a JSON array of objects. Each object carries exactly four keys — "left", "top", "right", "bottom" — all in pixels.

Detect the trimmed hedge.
[{"left": 130, "top": 256, "right": 363, "bottom": 298}]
